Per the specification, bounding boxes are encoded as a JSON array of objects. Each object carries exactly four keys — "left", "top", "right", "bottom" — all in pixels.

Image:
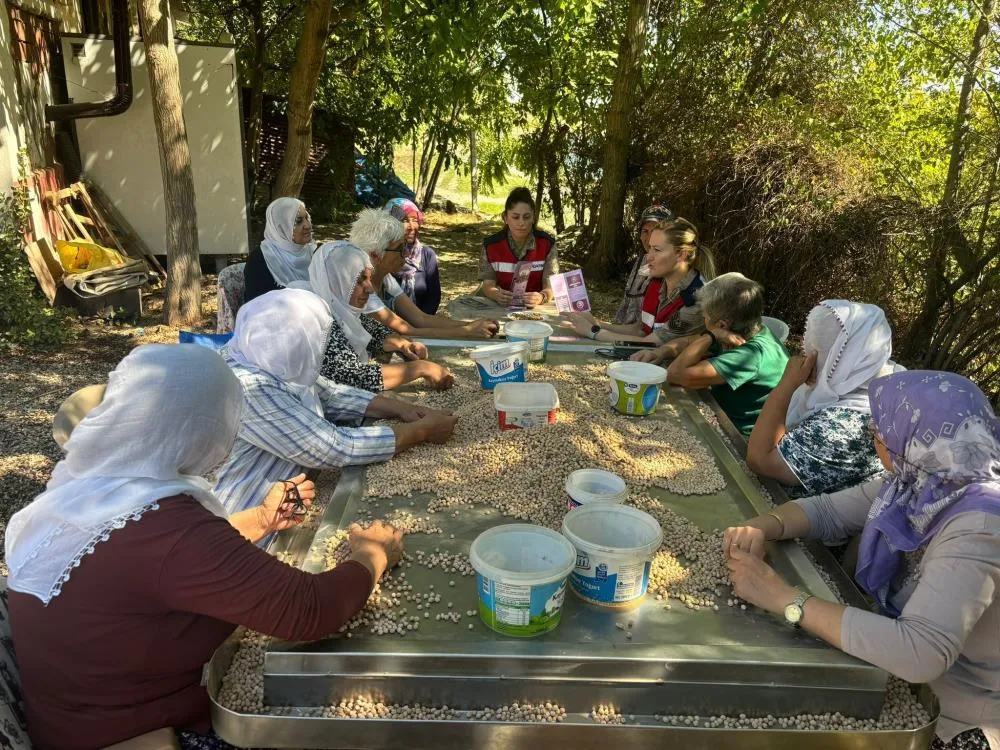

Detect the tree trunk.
[
  {"left": 421, "top": 140, "right": 448, "bottom": 212},
  {"left": 137, "top": 0, "right": 202, "bottom": 325},
  {"left": 942, "top": 0, "right": 995, "bottom": 215},
  {"left": 272, "top": 0, "right": 334, "bottom": 197},
  {"left": 469, "top": 129, "right": 479, "bottom": 212},
  {"left": 411, "top": 132, "right": 417, "bottom": 192},
  {"left": 417, "top": 130, "right": 436, "bottom": 199},
  {"left": 585, "top": 0, "right": 650, "bottom": 279},
  {"left": 534, "top": 105, "right": 553, "bottom": 214},
  {"left": 546, "top": 140, "right": 565, "bottom": 233},
  {"left": 904, "top": 0, "right": 995, "bottom": 356},
  {"left": 245, "top": 11, "right": 267, "bottom": 205}
]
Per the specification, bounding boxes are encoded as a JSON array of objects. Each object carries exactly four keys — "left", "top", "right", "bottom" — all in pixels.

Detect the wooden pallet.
[{"left": 44, "top": 181, "right": 166, "bottom": 279}]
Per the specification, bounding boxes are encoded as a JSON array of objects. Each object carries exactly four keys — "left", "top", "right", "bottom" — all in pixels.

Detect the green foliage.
[{"left": 0, "top": 173, "right": 68, "bottom": 347}]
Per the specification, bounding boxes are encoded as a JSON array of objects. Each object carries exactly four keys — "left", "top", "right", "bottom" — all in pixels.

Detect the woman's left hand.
[
  {"left": 258, "top": 473, "right": 315, "bottom": 533},
  {"left": 727, "top": 547, "right": 798, "bottom": 614},
  {"left": 522, "top": 292, "right": 545, "bottom": 308},
  {"left": 394, "top": 401, "right": 446, "bottom": 423}
]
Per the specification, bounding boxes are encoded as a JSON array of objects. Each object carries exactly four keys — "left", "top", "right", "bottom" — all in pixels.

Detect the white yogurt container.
[
  {"left": 470, "top": 341, "right": 530, "bottom": 390},
  {"left": 493, "top": 382, "right": 559, "bottom": 431},
  {"left": 470, "top": 524, "right": 576, "bottom": 637},
  {"left": 504, "top": 320, "right": 554, "bottom": 362},
  {"left": 561, "top": 505, "right": 663, "bottom": 609},
  {"left": 565, "top": 469, "right": 627, "bottom": 510},
  {"left": 607, "top": 361, "right": 667, "bottom": 416}
]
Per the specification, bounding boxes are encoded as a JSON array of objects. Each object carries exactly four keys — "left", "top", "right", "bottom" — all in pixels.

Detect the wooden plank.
[
  {"left": 63, "top": 204, "right": 94, "bottom": 241},
  {"left": 23, "top": 238, "right": 63, "bottom": 304},
  {"left": 76, "top": 183, "right": 128, "bottom": 255},
  {"left": 82, "top": 179, "right": 167, "bottom": 278}
]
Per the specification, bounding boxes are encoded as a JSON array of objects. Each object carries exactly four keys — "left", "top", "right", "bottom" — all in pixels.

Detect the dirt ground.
[{"left": 0, "top": 211, "right": 623, "bottom": 560}]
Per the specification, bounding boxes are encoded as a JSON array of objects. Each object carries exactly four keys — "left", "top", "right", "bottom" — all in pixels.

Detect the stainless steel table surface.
[{"left": 209, "top": 341, "right": 937, "bottom": 749}]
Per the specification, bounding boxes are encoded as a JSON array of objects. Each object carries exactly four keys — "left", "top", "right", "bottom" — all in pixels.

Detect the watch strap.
[{"left": 588, "top": 324, "right": 601, "bottom": 340}]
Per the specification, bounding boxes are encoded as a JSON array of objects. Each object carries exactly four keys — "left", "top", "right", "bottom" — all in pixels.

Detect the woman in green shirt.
[{"left": 666, "top": 272, "right": 788, "bottom": 435}]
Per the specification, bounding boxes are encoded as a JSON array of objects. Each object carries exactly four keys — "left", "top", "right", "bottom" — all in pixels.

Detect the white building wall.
[
  {"left": 0, "top": 0, "right": 26, "bottom": 196},
  {"left": 62, "top": 36, "right": 248, "bottom": 255}
]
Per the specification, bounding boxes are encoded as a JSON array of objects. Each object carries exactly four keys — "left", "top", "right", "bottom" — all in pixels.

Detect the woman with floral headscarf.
[
  {"left": 746, "top": 300, "right": 904, "bottom": 496},
  {"left": 243, "top": 197, "right": 315, "bottom": 302},
  {"left": 723, "top": 371, "right": 1000, "bottom": 750}
]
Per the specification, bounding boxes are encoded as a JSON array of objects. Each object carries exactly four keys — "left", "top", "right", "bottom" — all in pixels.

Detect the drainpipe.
[{"left": 45, "top": 0, "right": 133, "bottom": 121}]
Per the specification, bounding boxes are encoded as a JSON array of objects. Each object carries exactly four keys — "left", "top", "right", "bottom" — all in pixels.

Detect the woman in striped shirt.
[{"left": 213, "top": 289, "right": 457, "bottom": 515}]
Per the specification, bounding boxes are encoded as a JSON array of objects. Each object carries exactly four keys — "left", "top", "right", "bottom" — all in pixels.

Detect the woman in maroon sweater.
[{"left": 4, "top": 344, "right": 402, "bottom": 750}]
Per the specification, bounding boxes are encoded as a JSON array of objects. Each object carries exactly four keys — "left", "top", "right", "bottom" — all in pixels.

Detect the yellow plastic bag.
[{"left": 55, "top": 239, "right": 127, "bottom": 274}]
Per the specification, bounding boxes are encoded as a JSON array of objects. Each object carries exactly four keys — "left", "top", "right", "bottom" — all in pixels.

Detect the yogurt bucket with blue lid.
[
  {"left": 470, "top": 524, "right": 576, "bottom": 637},
  {"left": 470, "top": 341, "right": 530, "bottom": 390},
  {"left": 562, "top": 505, "right": 663, "bottom": 609}
]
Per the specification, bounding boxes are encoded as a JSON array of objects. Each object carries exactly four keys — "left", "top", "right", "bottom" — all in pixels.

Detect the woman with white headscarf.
[
  {"left": 304, "top": 241, "right": 455, "bottom": 393},
  {"left": 746, "top": 300, "right": 902, "bottom": 496},
  {"left": 214, "top": 288, "right": 457, "bottom": 515},
  {"left": 243, "top": 197, "right": 316, "bottom": 302},
  {"left": 6, "top": 343, "right": 406, "bottom": 750}
]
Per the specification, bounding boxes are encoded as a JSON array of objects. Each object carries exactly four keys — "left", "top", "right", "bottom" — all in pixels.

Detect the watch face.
[{"left": 784, "top": 603, "right": 803, "bottom": 624}]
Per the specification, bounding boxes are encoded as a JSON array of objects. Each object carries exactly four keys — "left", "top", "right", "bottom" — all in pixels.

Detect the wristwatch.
[
  {"left": 587, "top": 324, "right": 602, "bottom": 340},
  {"left": 783, "top": 590, "right": 814, "bottom": 626}
]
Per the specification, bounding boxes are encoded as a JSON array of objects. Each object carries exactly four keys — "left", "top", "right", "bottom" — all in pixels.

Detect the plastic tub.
[
  {"left": 565, "top": 469, "right": 627, "bottom": 510},
  {"left": 607, "top": 361, "right": 668, "bottom": 416},
  {"left": 470, "top": 341, "right": 530, "bottom": 390},
  {"left": 561, "top": 505, "right": 663, "bottom": 609},
  {"left": 505, "top": 320, "right": 554, "bottom": 362},
  {"left": 494, "top": 382, "right": 560, "bottom": 431},
  {"left": 470, "top": 524, "right": 576, "bottom": 637}
]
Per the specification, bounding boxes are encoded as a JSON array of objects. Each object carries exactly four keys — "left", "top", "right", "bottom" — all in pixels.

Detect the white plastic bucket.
[
  {"left": 494, "top": 382, "right": 560, "bottom": 431},
  {"left": 565, "top": 469, "right": 627, "bottom": 510},
  {"left": 470, "top": 341, "right": 530, "bottom": 390},
  {"left": 607, "top": 361, "right": 667, "bottom": 416},
  {"left": 505, "top": 320, "right": 554, "bottom": 362},
  {"left": 470, "top": 524, "right": 576, "bottom": 637},
  {"left": 762, "top": 316, "right": 790, "bottom": 344},
  {"left": 561, "top": 505, "right": 663, "bottom": 609}
]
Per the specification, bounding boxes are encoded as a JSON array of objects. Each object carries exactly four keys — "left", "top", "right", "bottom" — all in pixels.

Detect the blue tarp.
[
  {"left": 355, "top": 152, "right": 417, "bottom": 208},
  {"left": 179, "top": 331, "right": 233, "bottom": 350}
]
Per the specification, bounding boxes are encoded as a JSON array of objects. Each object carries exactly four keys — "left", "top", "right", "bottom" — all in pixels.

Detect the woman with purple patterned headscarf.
[{"left": 721, "top": 370, "right": 1000, "bottom": 749}]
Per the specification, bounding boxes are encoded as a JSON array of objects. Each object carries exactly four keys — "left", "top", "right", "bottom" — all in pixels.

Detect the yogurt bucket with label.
[
  {"left": 470, "top": 341, "right": 530, "bottom": 390},
  {"left": 504, "top": 320, "right": 554, "bottom": 363},
  {"left": 606, "top": 361, "right": 667, "bottom": 416},
  {"left": 562, "top": 505, "right": 663, "bottom": 609},
  {"left": 494, "top": 382, "right": 560, "bottom": 431},
  {"left": 565, "top": 469, "right": 627, "bottom": 510},
  {"left": 470, "top": 524, "right": 576, "bottom": 637}
]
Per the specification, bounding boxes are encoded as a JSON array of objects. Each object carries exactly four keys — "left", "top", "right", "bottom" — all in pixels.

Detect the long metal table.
[{"left": 208, "top": 342, "right": 937, "bottom": 749}]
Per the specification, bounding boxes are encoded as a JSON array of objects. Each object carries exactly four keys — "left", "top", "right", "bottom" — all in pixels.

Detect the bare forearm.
[
  {"left": 747, "top": 380, "right": 796, "bottom": 461},
  {"left": 746, "top": 502, "right": 812, "bottom": 541},
  {"left": 799, "top": 597, "right": 846, "bottom": 649},
  {"left": 667, "top": 334, "right": 713, "bottom": 384},
  {"left": 364, "top": 394, "right": 411, "bottom": 420},
  {"left": 391, "top": 421, "right": 428, "bottom": 453},
  {"left": 379, "top": 361, "right": 426, "bottom": 390},
  {"left": 229, "top": 506, "right": 269, "bottom": 544}
]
